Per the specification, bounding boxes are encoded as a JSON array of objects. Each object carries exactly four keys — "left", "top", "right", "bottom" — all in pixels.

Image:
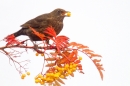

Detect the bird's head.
[{"left": 51, "top": 8, "right": 71, "bottom": 17}]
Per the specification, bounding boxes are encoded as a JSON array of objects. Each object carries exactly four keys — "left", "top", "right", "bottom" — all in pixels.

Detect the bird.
[{"left": 5, "top": 8, "right": 71, "bottom": 44}]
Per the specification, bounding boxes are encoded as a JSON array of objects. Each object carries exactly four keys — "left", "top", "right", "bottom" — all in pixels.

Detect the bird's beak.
[{"left": 64, "top": 11, "right": 71, "bottom": 17}]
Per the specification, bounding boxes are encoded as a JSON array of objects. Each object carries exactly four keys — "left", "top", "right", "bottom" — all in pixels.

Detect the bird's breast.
[{"left": 51, "top": 20, "right": 63, "bottom": 35}]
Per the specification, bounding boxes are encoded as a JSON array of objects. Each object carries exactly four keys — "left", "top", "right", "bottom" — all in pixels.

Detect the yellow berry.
[
  {"left": 49, "top": 73, "right": 54, "bottom": 77},
  {"left": 54, "top": 74, "right": 59, "bottom": 78},
  {"left": 71, "top": 68, "right": 76, "bottom": 71},
  {"left": 73, "top": 64, "right": 77, "bottom": 68},
  {"left": 40, "top": 77, "right": 45, "bottom": 81},
  {"left": 46, "top": 78, "right": 51, "bottom": 82},
  {"left": 40, "top": 81, "right": 44, "bottom": 85},
  {"left": 55, "top": 66, "right": 59, "bottom": 69},
  {"left": 46, "top": 73, "right": 50, "bottom": 77},
  {"left": 35, "top": 52, "right": 39, "bottom": 56},
  {"left": 64, "top": 67, "right": 68, "bottom": 71},
  {"left": 58, "top": 67, "right": 62, "bottom": 71},
  {"left": 67, "top": 70, "right": 72, "bottom": 74},
  {"left": 69, "top": 65, "right": 73, "bottom": 69},
  {"left": 35, "top": 79, "right": 40, "bottom": 83},
  {"left": 49, "top": 78, "right": 54, "bottom": 82},
  {"left": 26, "top": 72, "right": 30, "bottom": 75},
  {"left": 67, "top": 12, "right": 71, "bottom": 17},
  {"left": 35, "top": 76, "right": 38, "bottom": 80},
  {"left": 70, "top": 63, "right": 73, "bottom": 65},
  {"left": 65, "top": 73, "right": 69, "bottom": 76},
  {"left": 38, "top": 74, "right": 43, "bottom": 78},
  {"left": 60, "top": 75, "right": 65, "bottom": 78},
  {"left": 61, "top": 68, "right": 64, "bottom": 71},
  {"left": 21, "top": 74, "right": 26, "bottom": 77},
  {"left": 79, "top": 56, "right": 82, "bottom": 60},
  {"left": 65, "top": 64, "right": 69, "bottom": 68}
]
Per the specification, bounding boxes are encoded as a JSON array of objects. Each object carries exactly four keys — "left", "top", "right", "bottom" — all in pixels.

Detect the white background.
[{"left": 0, "top": 0, "right": 130, "bottom": 86}]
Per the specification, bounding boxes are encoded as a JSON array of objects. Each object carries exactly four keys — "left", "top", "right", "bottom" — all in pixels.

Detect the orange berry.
[
  {"left": 35, "top": 52, "right": 39, "bottom": 56},
  {"left": 21, "top": 76, "right": 25, "bottom": 79},
  {"left": 41, "top": 53, "right": 44, "bottom": 56},
  {"left": 21, "top": 74, "right": 26, "bottom": 79}
]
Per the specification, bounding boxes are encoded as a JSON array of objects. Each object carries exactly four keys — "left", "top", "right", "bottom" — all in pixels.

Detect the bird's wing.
[{"left": 20, "top": 13, "right": 51, "bottom": 29}]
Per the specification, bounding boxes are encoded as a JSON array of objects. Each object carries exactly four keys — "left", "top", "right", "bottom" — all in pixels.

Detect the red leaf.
[
  {"left": 60, "top": 57, "right": 69, "bottom": 64},
  {"left": 4, "top": 34, "right": 21, "bottom": 46},
  {"left": 44, "top": 26, "right": 57, "bottom": 37},
  {"left": 44, "top": 27, "right": 69, "bottom": 52},
  {"left": 55, "top": 36, "right": 69, "bottom": 49},
  {"left": 29, "top": 26, "right": 45, "bottom": 40},
  {"left": 74, "top": 60, "right": 80, "bottom": 64},
  {"left": 70, "top": 57, "right": 77, "bottom": 62},
  {"left": 4, "top": 34, "right": 15, "bottom": 42}
]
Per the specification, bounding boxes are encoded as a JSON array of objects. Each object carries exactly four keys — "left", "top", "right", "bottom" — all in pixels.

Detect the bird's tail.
[
  {"left": 13, "top": 28, "right": 27, "bottom": 37},
  {"left": 4, "top": 28, "right": 26, "bottom": 42}
]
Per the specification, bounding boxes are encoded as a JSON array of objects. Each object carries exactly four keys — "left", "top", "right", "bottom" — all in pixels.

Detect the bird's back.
[
  {"left": 12, "top": 8, "right": 70, "bottom": 41},
  {"left": 21, "top": 13, "right": 51, "bottom": 29}
]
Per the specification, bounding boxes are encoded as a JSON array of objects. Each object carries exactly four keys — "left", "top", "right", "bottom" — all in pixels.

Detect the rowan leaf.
[
  {"left": 70, "top": 72, "right": 74, "bottom": 77},
  {"left": 74, "top": 60, "right": 80, "bottom": 64},
  {"left": 45, "top": 63, "right": 55, "bottom": 67},
  {"left": 91, "top": 54, "right": 102, "bottom": 57},
  {"left": 93, "top": 59, "right": 101, "bottom": 62},
  {"left": 68, "top": 51, "right": 75, "bottom": 59},
  {"left": 53, "top": 83, "right": 57, "bottom": 86},
  {"left": 70, "top": 57, "right": 77, "bottom": 62},
  {"left": 79, "top": 71, "right": 85, "bottom": 74},
  {"left": 54, "top": 80, "right": 61, "bottom": 86},
  {"left": 57, "top": 78, "right": 65, "bottom": 84},
  {"left": 68, "top": 42, "right": 77, "bottom": 46},
  {"left": 60, "top": 57, "right": 69, "bottom": 64},
  {"left": 45, "top": 57, "right": 56, "bottom": 61},
  {"left": 98, "top": 70, "right": 104, "bottom": 80},
  {"left": 29, "top": 26, "right": 45, "bottom": 40},
  {"left": 44, "top": 26, "right": 57, "bottom": 37},
  {"left": 82, "top": 49, "right": 94, "bottom": 53},
  {"left": 97, "top": 66, "right": 105, "bottom": 71}
]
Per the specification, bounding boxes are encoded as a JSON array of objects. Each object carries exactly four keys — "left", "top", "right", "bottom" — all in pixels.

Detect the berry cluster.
[{"left": 34, "top": 62, "right": 82, "bottom": 85}]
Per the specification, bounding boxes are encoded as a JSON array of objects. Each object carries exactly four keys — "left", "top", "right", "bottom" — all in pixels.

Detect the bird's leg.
[
  {"left": 46, "top": 39, "right": 50, "bottom": 45},
  {"left": 30, "top": 38, "right": 38, "bottom": 50},
  {"left": 26, "top": 34, "right": 38, "bottom": 50},
  {"left": 45, "top": 39, "right": 56, "bottom": 50},
  {"left": 45, "top": 39, "right": 52, "bottom": 47}
]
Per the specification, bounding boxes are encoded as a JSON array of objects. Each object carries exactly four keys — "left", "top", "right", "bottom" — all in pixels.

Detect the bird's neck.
[{"left": 55, "top": 16, "right": 64, "bottom": 22}]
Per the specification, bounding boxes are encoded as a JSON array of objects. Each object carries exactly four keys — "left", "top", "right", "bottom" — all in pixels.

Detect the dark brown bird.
[{"left": 5, "top": 8, "right": 71, "bottom": 43}]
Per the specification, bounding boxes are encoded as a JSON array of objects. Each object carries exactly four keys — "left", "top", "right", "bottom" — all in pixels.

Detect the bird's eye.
[{"left": 57, "top": 10, "right": 61, "bottom": 14}]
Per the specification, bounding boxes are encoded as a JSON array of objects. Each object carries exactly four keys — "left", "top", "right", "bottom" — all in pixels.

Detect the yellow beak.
[{"left": 65, "top": 11, "right": 71, "bottom": 17}]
